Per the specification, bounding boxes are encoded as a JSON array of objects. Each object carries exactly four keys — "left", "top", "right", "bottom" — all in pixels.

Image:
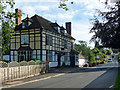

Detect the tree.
[
  {"left": 88, "top": 50, "right": 96, "bottom": 66},
  {"left": 74, "top": 40, "right": 96, "bottom": 65},
  {"left": 0, "top": 0, "right": 19, "bottom": 55},
  {"left": 58, "top": 0, "right": 73, "bottom": 11},
  {"left": 106, "top": 49, "right": 112, "bottom": 55},
  {"left": 100, "top": 48, "right": 107, "bottom": 55},
  {"left": 112, "top": 49, "right": 119, "bottom": 53},
  {"left": 90, "top": 1, "right": 120, "bottom": 49}
]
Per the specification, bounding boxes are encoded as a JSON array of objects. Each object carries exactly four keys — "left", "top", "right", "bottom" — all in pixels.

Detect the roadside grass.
[{"left": 114, "top": 72, "right": 120, "bottom": 89}]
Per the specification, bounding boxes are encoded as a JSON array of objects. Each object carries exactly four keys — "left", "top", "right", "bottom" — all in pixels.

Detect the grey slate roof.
[{"left": 15, "top": 14, "right": 75, "bottom": 40}]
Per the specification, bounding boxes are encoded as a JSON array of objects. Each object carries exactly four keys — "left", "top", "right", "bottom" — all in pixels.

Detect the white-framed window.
[
  {"left": 22, "top": 22, "right": 26, "bottom": 28},
  {"left": 42, "top": 50, "right": 46, "bottom": 61},
  {"left": 31, "top": 50, "right": 36, "bottom": 60},
  {"left": 46, "top": 34, "right": 52, "bottom": 46},
  {"left": 37, "top": 50, "right": 40, "bottom": 60},
  {"left": 64, "top": 40, "right": 67, "bottom": 49},
  {"left": 58, "top": 27, "right": 60, "bottom": 33},
  {"left": 10, "top": 51, "right": 13, "bottom": 55},
  {"left": 21, "top": 34, "right": 29, "bottom": 45},
  {"left": 47, "top": 50, "right": 52, "bottom": 61}
]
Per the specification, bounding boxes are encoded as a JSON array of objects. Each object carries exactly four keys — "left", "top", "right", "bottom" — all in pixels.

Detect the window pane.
[
  {"left": 31, "top": 50, "right": 36, "bottom": 60},
  {"left": 42, "top": 55, "right": 46, "bottom": 61},
  {"left": 14, "top": 51, "right": 18, "bottom": 55},
  {"left": 21, "top": 34, "right": 29, "bottom": 45},
  {"left": 11, "top": 51, "right": 13, "bottom": 55},
  {"left": 37, "top": 50, "right": 40, "bottom": 54},
  {"left": 32, "top": 50, "right": 36, "bottom": 54},
  {"left": 37, "top": 55, "right": 40, "bottom": 60},
  {"left": 15, "top": 56, "right": 18, "bottom": 61}
]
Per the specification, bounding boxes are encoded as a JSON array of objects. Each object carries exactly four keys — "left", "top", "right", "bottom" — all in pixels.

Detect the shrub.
[
  {"left": 114, "top": 72, "right": 120, "bottom": 89},
  {"left": 88, "top": 50, "right": 96, "bottom": 66},
  {"left": 118, "top": 53, "right": 120, "bottom": 63}
]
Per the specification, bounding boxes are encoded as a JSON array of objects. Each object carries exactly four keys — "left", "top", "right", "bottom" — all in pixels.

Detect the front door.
[
  {"left": 70, "top": 54, "right": 75, "bottom": 67},
  {"left": 18, "top": 51, "right": 31, "bottom": 62},
  {"left": 19, "top": 55, "right": 25, "bottom": 62}
]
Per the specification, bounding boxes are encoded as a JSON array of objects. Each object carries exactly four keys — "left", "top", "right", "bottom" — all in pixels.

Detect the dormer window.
[
  {"left": 22, "top": 22, "right": 25, "bottom": 28},
  {"left": 22, "top": 21, "right": 28, "bottom": 29},
  {"left": 65, "top": 30, "right": 67, "bottom": 33},
  {"left": 22, "top": 19, "right": 32, "bottom": 29},
  {"left": 58, "top": 27, "right": 60, "bottom": 33}
]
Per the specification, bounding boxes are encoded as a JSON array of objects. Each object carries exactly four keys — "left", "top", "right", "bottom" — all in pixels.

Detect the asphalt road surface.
[{"left": 3, "top": 55, "right": 120, "bottom": 89}]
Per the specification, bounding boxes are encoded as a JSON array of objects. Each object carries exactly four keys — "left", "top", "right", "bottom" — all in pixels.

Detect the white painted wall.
[
  {"left": 49, "top": 62, "right": 58, "bottom": 67},
  {"left": 78, "top": 59, "right": 88, "bottom": 67}
]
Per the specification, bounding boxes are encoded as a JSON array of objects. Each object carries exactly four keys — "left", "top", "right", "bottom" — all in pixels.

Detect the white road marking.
[
  {"left": 1, "top": 73, "right": 65, "bottom": 88},
  {"left": 109, "top": 85, "right": 114, "bottom": 88}
]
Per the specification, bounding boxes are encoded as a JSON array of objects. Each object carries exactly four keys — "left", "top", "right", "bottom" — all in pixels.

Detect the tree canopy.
[
  {"left": 0, "top": 0, "right": 18, "bottom": 55},
  {"left": 90, "top": 1, "right": 120, "bottom": 49}
]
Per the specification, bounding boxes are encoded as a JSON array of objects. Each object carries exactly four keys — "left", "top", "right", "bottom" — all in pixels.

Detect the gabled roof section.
[
  {"left": 15, "top": 14, "right": 75, "bottom": 40},
  {"left": 34, "top": 15, "right": 60, "bottom": 32},
  {"left": 15, "top": 15, "right": 42, "bottom": 30}
]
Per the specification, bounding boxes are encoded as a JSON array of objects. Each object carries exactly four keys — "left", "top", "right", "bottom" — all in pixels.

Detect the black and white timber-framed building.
[{"left": 10, "top": 9, "right": 78, "bottom": 67}]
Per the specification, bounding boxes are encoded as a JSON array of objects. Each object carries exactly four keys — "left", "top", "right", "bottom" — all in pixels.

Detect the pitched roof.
[{"left": 15, "top": 14, "right": 75, "bottom": 40}]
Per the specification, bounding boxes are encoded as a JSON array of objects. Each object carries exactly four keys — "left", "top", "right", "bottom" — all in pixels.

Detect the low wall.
[{"left": 0, "top": 61, "right": 49, "bottom": 83}]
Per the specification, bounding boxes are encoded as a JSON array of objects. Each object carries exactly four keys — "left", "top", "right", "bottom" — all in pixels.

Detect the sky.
[{"left": 14, "top": 0, "right": 108, "bottom": 48}]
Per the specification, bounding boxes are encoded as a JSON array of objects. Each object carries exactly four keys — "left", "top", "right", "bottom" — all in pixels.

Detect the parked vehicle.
[{"left": 107, "top": 58, "right": 112, "bottom": 62}]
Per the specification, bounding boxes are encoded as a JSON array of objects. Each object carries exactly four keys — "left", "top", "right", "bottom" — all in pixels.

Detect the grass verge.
[{"left": 114, "top": 72, "right": 120, "bottom": 89}]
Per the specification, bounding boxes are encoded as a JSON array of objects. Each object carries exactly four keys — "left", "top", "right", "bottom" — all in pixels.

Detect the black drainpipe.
[{"left": 40, "top": 28, "right": 43, "bottom": 61}]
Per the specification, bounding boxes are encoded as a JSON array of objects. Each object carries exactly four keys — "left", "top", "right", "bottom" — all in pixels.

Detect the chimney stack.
[
  {"left": 66, "top": 22, "right": 72, "bottom": 35},
  {"left": 15, "top": 8, "right": 21, "bottom": 25}
]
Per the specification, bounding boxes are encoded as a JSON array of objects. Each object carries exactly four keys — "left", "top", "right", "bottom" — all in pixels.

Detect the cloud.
[
  {"left": 16, "top": 5, "right": 50, "bottom": 19},
  {"left": 83, "top": 12, "right": 94, "bottom": 16},
  {"left": 44, "top": 10, "right": 78, "bottom": 22},
  {"left": 73, "top": 0, "right": 106, "bottom": 10},
  {"left": 15, "top": 0, "right": 58, "bottom": 2},
  {"left": 72, "top": 22, "right": 93, "bottom": 41},
  {"left": 21, "top": 6, "right": 36, "bottom": 19},
  {"left": 35, "top": 6, "right": 49, "bottom": 11}
]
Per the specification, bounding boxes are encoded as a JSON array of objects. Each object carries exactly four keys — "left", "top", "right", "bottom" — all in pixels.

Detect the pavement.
[{"left": 48, "top": 66, "right": 88, "bottom": 73}]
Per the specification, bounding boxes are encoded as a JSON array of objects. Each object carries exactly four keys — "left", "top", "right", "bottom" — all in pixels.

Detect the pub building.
[{"left": 10, "top": 9, "right": 78, "bottom": 67}]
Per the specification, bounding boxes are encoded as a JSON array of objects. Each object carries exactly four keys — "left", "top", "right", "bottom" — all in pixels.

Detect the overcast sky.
[{"left": 14, "top": 0, "right": 108, "bottom": 48}]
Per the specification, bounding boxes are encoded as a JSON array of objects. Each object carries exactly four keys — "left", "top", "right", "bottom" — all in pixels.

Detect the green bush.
[
  {"left": 106, "top": 49, "right": 112, "bottom": 55},
  {"left": 114, "top": 72, "right": 120, "bottom": 89},
  {"left": 88, "top": 50, "right": 96, "bottom": 66},
  {"left": 118, "top": 53, "right": 120, "bottom": 63}
]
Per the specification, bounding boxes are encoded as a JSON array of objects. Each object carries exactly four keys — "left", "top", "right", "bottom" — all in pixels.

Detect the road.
[{"left": 3, "top": 55, "right": 120, "bottom": 89}]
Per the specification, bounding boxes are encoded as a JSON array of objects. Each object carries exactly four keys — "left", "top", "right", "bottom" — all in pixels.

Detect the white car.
[{"left": 107, "top": 58, "right": 112, "bottom": 62}]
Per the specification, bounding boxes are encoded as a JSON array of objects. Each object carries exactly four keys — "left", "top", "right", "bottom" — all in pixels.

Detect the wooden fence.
[{"left": 0, "top": 61, "right": 49, "bottom": 83}]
